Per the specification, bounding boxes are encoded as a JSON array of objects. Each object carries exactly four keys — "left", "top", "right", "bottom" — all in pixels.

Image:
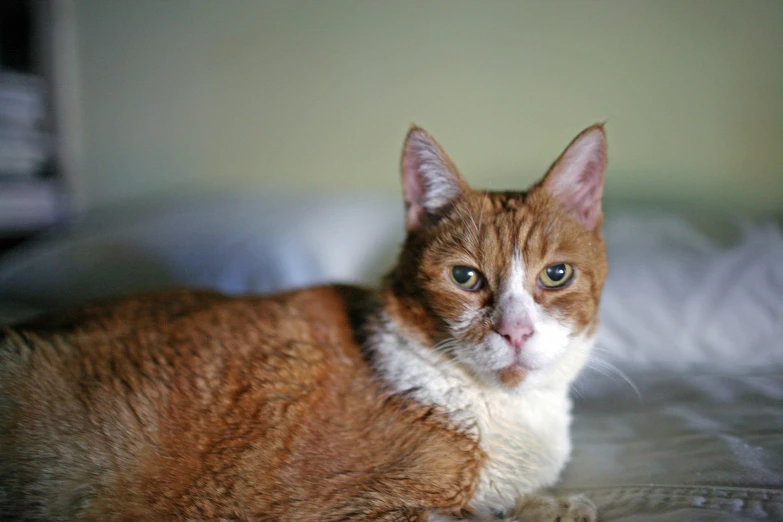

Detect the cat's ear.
[
  {"left": 540, "top": 124, "right": 607, "bottom": 231},
  {"left": 401, "top": 126, "right": 469, "bottom": 232}
]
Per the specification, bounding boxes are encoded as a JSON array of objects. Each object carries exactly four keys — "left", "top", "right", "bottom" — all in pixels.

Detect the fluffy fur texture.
[{"left": 0, "top": 124, "right": 608, "bottom": 521}]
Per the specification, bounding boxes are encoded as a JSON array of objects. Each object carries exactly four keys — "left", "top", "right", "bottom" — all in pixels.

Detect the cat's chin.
[{"left": 497, "top": 364, "right": 528, "bottom": 388}]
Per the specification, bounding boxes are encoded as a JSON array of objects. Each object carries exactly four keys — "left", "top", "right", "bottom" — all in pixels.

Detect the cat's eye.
[
  {"left": 538, "top": 263, "right": 575, "bottom": 289},
  {"left": 449, "top": 266, "right": 483, "bottom": 291}
]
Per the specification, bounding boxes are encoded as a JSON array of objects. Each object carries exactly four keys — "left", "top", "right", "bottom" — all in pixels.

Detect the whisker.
[
  {"left": 426, "top": 338, "right": 462, "bottom": 362},
  {"left": 431, "top": 337, "right": 457, "bottom": 351},
  {"left": 477, "top": 191, "right": 489, "bottom": 238},
  {"left": 586, "top": 357, "right": 642, "bottom": 402},
  {"left": 467, "top": 209, "right": 480, "bottom": 241},
  {"left": 402, "top": 339, "right": 458, "bottom": 371},
  {"left": 570, "top": 380, "right": 585, "bottom": 400},
  {"left": 431, "top": 344, "right": 457, "bottom": 357},
  {"left": 453, "top": 205, "right": 480, "bottom": 246}
]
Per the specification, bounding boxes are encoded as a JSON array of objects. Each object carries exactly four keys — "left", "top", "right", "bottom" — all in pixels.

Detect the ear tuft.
[
  {"left": 541, "top": 124, "right": 607, "bottom": 231},
  {"left": 401, "top": 126, "right": 467, "bottom": 231}
]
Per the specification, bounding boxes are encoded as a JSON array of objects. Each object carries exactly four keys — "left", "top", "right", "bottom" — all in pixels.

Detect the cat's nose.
[{"left": 496, "top": 319, "right": 534, "bottom": 350}]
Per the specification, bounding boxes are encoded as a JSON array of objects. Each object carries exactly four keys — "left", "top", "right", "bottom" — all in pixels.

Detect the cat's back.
[
  {"left": 0, "top": 287, "right": 481, "bottom": 521},
  {"left": 0, "top": 285, "right": 371, "bottom": 400},
  {"left": 0, "top": 286, "right": 369, "bottom": 519},
  {"left": 0, "top": 286, "right": 371, "bottom": 441}
]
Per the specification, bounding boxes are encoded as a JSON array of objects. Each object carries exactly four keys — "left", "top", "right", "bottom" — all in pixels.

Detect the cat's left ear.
[
  {"left": 540, "top": 124, "right": 607, "bottom": 231},
  {"left": 401, "top": 126, "right": 469, "bottom": 232}
]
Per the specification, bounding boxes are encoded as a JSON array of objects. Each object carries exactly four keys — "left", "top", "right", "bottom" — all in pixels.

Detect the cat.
[{"left": 0, "top": 123, "right": 608, "bottom": 522}]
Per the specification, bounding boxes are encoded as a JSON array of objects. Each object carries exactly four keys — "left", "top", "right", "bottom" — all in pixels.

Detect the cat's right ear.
[{"left": 401, "top": 126, "right": 469, "bottom": 232}]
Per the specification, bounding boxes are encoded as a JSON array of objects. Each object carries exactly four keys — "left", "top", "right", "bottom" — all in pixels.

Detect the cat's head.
[{"left": 385, "top": 124, "right": 608, "bottom": 391}]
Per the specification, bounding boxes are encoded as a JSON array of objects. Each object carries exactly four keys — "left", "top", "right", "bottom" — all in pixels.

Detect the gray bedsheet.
[{"left": 559, "top": 368, "right": 783, "bottom": 520}]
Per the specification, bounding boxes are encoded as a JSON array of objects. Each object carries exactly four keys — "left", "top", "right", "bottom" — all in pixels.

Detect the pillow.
[
  {"left": 595, "top": 210, "right": 783, "bottom": 369},
  {"left": 0, "top": 190, "right": 403, "bottom": 310}
]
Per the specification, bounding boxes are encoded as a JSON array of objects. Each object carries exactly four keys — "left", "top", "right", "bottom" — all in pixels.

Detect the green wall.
[{"left": 74, "top": 1, "right": 783, "bottom": 212}]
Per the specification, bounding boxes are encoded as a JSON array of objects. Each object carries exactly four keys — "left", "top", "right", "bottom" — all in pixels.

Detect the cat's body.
[
  {"left": 0, "top": 124, "right": 608, "bottom": 521},
  {"left": 0, "top": 287, "right": 483, "bottom": 521}
]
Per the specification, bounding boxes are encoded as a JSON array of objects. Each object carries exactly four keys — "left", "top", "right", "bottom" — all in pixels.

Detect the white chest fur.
[
  {"left": 372, "top": 326, "right": 591, "bottom": 515},
  {"left": 469, "top": 386, "right": 573, "bottom": 511}
]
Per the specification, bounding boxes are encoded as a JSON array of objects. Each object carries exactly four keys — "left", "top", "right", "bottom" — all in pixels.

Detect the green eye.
[
  {"left": 449, "top": 266, "right": 482, "bottom": 291},
  {"left": 539, "top": 263, "right": 574, "bottom": 289}
]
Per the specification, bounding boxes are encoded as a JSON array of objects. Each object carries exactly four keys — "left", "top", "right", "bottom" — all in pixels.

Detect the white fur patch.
[
  {"left": 496, "top": 253, "right": 573, "bottom": 371},
  {"left": 372, "top": 314, "right": 595, "bottom": 516},
  {"left": 500, "top": 250, "right": 529, "bottom": 307}
]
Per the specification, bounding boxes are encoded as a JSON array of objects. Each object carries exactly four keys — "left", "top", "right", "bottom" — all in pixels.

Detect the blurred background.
[
  {"left": 0, "top": 1, "right": 782, "bottom": 327},
  {"left": 2, "top": 0, "right": 782, "bottom": 227}
]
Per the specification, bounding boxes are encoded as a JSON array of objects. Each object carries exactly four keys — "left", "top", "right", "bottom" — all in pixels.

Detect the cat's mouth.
[{"left": 497, "top": 363, "right": 529, "bottom": 387}]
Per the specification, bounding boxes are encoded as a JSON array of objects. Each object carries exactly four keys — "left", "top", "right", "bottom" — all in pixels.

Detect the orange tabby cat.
[{"left": 0, "top": 124, "right": 608, "bottom": 521}]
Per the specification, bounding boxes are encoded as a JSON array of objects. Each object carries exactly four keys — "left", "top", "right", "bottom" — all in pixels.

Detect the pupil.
[
  {"left": 546, "top": 264, "right": 566, "bottom": 281},
  {"left": 454, "top": 267, "right": 473, "bottom": 283}
]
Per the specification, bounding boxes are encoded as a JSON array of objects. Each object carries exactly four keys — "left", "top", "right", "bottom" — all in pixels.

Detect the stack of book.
[
  {"left": 0, "top": 70, "right": 60, "bottom": 233},
  {"left": 0, "top": 0, "right": 62, "bottom": 236}
]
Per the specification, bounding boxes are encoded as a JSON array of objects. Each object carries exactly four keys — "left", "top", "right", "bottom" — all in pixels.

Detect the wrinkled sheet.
[
  {"left": 598, "top": 212, "right": 783, "bottom": 370},
  {"left": 558, "top": 368, "right": 783, "bottom": 520}
]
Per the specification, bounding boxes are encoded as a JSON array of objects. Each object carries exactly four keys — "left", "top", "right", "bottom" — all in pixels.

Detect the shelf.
[{"left": 0, "top": 178, "right": 62, "bottom": 233}]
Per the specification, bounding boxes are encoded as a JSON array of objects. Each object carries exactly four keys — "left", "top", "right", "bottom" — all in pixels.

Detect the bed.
[{"left": 1, "top": 191, "right": 781, "bottom": 521}]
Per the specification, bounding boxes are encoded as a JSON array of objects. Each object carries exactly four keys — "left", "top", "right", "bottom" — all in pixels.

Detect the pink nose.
[{"left": 497, "top": 319, "right": 534, "bottom": 350}]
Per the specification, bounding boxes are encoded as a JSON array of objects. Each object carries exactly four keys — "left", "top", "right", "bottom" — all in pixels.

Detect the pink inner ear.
[
  {"left": 558, "top": 164, "right": 604, "bottom": 230},
  {"left": 402, "top": 142, "right": 426, "bottom": 230},
  {"left": 571, "top": 165, "right": 603, "bottom": 229},
  {"left": 546, "top": 127, "right": 607, "bottom": 231},
  {"left": 401, "top": 128, "right": 464, "bottom": 231}
]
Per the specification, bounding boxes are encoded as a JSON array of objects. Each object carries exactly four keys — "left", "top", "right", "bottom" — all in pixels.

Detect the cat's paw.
[{"left": 503, "top": 494, "right": 596, "bottom": 522}]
